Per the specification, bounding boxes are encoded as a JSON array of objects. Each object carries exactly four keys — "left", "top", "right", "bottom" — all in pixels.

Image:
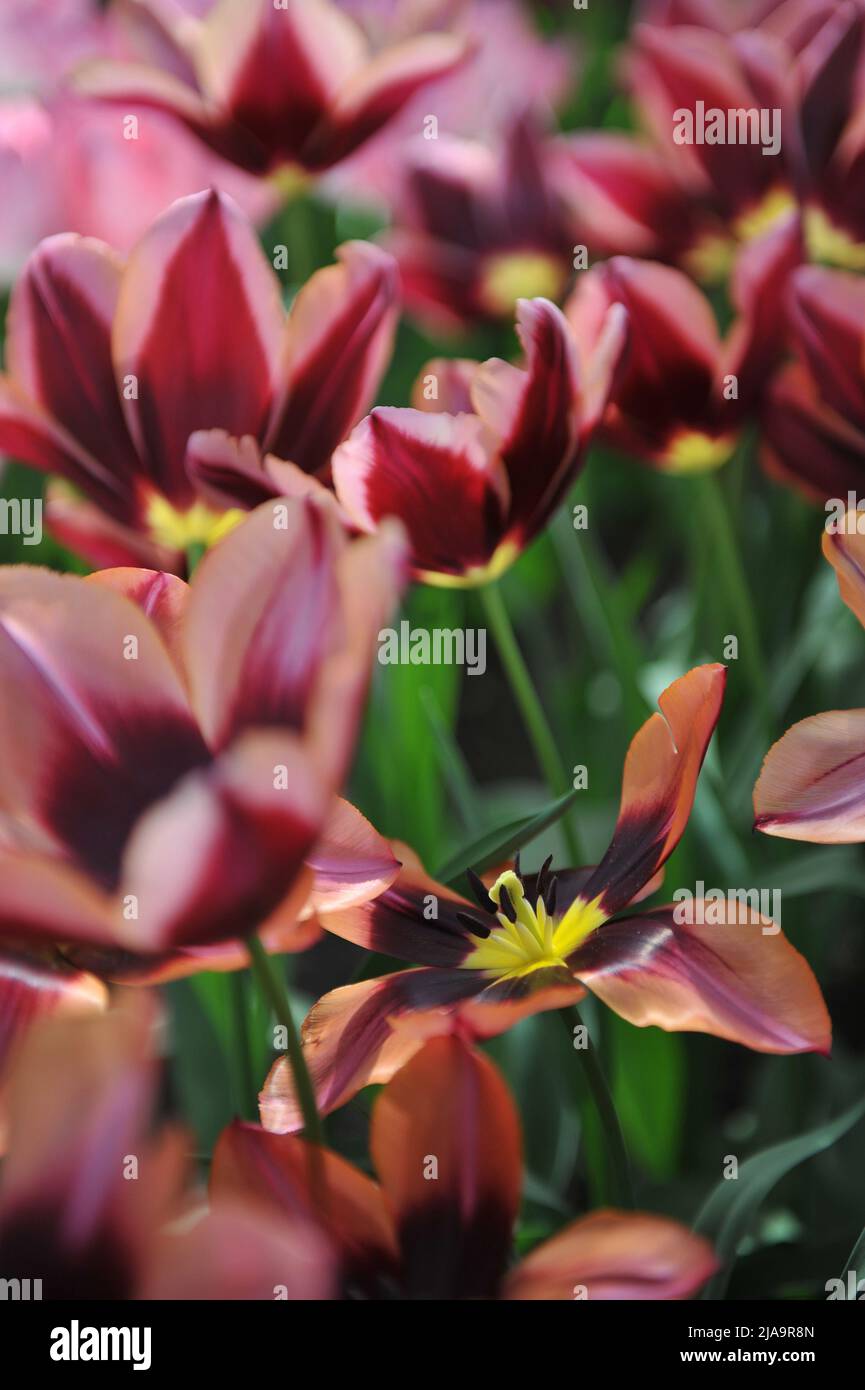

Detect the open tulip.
[
  {"left": 762, "top": 265, "right": 865, "bottom": 500},
  {"left": 565, "top": 220, "right": 800, "bottom": 472},
  {"left": 0, "top": 188, "right": 399, "bottom": 572},
  {"left": 327, "top": 294, "right": 628, "bottom": 584},
  {"left": 0, "top": 496, "right": 406, "bottom": 963},
  {"left": 215, "top": 1033, "right": 718, "bottom": 1300},
  {"left": 0, "top": 995, "right": 335, "bottom": 1299},
  {"left": 75, "top": 0, "right": 470, "bottom": 178},
  {"left": 755, "top": 513, "right": 865, "bottom": 841},
  {"left": 384, "top": 115, "right": 577, "bottom": 330},
  {"left": 261, "top": 665, "right": 830, "bottom": 1133}
]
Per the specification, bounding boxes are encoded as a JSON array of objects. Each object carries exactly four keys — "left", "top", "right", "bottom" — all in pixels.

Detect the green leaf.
[
  {"left": 610, "top": 1017, "right": 685, "bottom": 1179},
  {"left": 433, "top": 788, "right": 578, "bottom": 887},
  {"left": 695, "top": 1095, "right": 865, "bottom": 1299}
]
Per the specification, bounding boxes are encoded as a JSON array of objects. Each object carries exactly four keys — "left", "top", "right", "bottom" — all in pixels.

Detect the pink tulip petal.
[
  {"left": 504, "top": 1209, "right": 717, "bottom": 1300},
  {"left": 0, "top": 566, "right": 207, "bottom": 887},
  {"left": 570, "top": 902, "right": 831, "bottom": 1055}
]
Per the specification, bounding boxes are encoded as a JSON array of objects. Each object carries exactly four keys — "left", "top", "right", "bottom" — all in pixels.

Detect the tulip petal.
[
  {"left": 719, "top": 213, "right": 802, "bottom": 411},
  {"left": 332, "top": 406, "right": 509, "bottom": 579},
  {"left": 570, "top": 902, "right": 831, "bottom": 1054},
  {"left": 113, "top": 189, "right": 284, "bottom": 504},
  {"left": 787, "top": 265, "right": 865, "bottom": 428},
  {"left": 306, "top": 799, "right": 401, "bottom": 915},
  {"left": 580, "top": 665, "right": 726, "bottom": 916},
  {"left": 370, "top": 1035, "right": 521, "bottom": 1300},
  {"left": 211, "top": 1120, "right": 398, "bottom": 1286},
  {"left": 5, "top": 235, "right": 140, "bottom": 511},
  {"left": 0, "top": 850, "right": 122, "bottom": 950},
  {"left": 198, "top": 0, "right": 366, "bottom": 171},
  {"left": 317, "top": 848, "right": 482, "bottom": 967},
  {"left": 266, "top": 242, "right": 400, "bottom": 477},
  {"left": 260, "top": 968, "right": 484, "bottom": 1133},
  {"left": 120, "top": 731, "right": 328, "bottom": 951},
  {"left": 0, "top": 567, "right": 208, "bottom": 887},
  {"left": 306, "top": 34, "right": 471, "bottom": 171},
  {"left": 754, "top": 709, "right": 865, "bottom": 843},
  {"left": 504, "top": 1209, "right": 717, "bottom": 1300},
  {"left": 761, "top": 362, "right": 865, "bottom": 501},
  {"left": 86, "top": 567, "right": 189, "bottom": 672},
  {"left": 0, "top": 995, "right": 167, "bottom": 1299},
  {"left": 44, "top": 488, "right": 180, "bottom": 573},
  {"left": 824, "top": 516, "right": 865, "bottom": 629},
  {"left": 182, "top": 496, "right": 343, "bottom": 750},
  {"left": 0, "top": 945, "right": 106, "bottom": 1086},
  {"left": 0, "top": 379, "right": 123, "bottom": 512},
  {"left": 143, "top": 1201, "right": 336, "bottom": 1300},
  {"left": 472, "top": 298, "right": 587, "bottom": 537}
]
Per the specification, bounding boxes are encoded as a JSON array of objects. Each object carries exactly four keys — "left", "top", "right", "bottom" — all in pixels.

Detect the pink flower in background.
[
  {"left": 383, "top": 115, "right": 577, "bottom": 330},
  {"left": 327, "top": 0, "right": 574, "bottom": 209},
  {"left": 564, "top": 215, "right": 801, "bottom": 472},
  {"left": 76, "top": 0, "right": 471, "bottom": 177},
  {"left": 0, "top": 0, "right": 275, "bottom": 288}
]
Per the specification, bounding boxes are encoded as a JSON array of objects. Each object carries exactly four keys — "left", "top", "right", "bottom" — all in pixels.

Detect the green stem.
[
  {"left": 185, "top": 541, "right": 206, "bottom": 577},
  {"left": 228, "top": 970, "right": 257, "bottom": 1121},
  {"left": 694, "top": 473, "right": 771, "bottom": 730},
  {"left": 481, "top": 582, "right": 582, "bottom": 864},
  {"left": 246, "top": 935, "right": 323, "bottom": 1147},
  {"left": 562, "top": 1007, "right": 634, "bottom": 1209}
]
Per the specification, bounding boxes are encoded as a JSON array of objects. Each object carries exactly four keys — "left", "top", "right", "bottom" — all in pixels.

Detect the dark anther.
[
  {"left": 513, "top": 850, "right": 522, "bottom": 880},
  {"left": 498, "top": 884, "right": 517, "bottom": 922},
  {"left": 456, "top": 910, "right": 492, "bottom": 939},
  {"left": 466, "top": 865, "right": 495, "bottom": 912},
  {"left": 544, "top": 874, "right": 558, "bottom": 917},
  {"left": 536, "top": 853, "right": 553, "bottom": 898}
]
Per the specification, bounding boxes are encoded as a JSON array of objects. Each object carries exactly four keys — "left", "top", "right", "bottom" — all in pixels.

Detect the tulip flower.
[
  {"left": 551, "top": 131, "right": 704, "bottom": 267},
  {"left": 0, "top": 188, "right": 399, "bottom": 572},
  {"left": 215, "top": 1033, "right": 718, "bottom": 1300},
  {"left": 762, "top": 266, "right": 865, "bottom": 500},
  {"left": 564, "top": 219, "right": 800, "bottom": 472},
  {"left": 261, "top": 665, "right": 830, "bottom": 1133},
  {"left": 0, "top": 496, "right": 406, "bottom": 961},
  {"left": 327, "top": 295, "right": 628, "bottom": 584},
  {"left": 755, "top": 514, "right": 865, "bottom": 841},
  {"left": 626, "top": 6, "right": 865, "bottom": 277},
  {"left": 329, "top": 0, "right": 572, "bottom": 211},
  {"left": 384, "top": 116, "right": 577, "bottom": 330},
  {"left": 75, "top": 0, "right": 470, "bottom": 178},
  {"left": 0, "top": 996, "right": 335, "bottom": 1299}
]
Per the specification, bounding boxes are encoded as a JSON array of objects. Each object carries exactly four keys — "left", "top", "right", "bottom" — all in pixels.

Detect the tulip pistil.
[{"left": 462, "top": 867, "right": 605, "bottom": 977}]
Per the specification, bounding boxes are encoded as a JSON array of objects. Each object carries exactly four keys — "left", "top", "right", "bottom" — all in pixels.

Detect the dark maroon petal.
[
  {"left": 114, "top": 190, "right": 283, "bottom": 506},
  {"left": 320, "top": 855, "right": 486, "bottom": 968},
  {"left": 332, "top": 407, "right": 509, "bottom": 580},
  {"left": 265, "top": 242, "right": 399, "bottom": 477},
  {"left": 475, "top": 298, "right": 584, "bottom": 538},
  {"left": 5, "top": 235, "right": 141, "bottom": 519}
]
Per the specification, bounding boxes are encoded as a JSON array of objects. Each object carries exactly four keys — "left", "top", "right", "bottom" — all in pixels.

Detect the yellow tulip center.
[
  {"left": 462, "top": 869, "right": 606, "bottom": 979},
  {"left": 805, "top": 206, "right": 865, "bottom": 271},
  {"left": 146, "top": 495, "right": 245, "bottom": 553},
  {"left": 479, "top": 250, "right": 566, "bottom": 317},
  {"left": 665, "top": 430, "right": 737, "bottom": 474}
]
